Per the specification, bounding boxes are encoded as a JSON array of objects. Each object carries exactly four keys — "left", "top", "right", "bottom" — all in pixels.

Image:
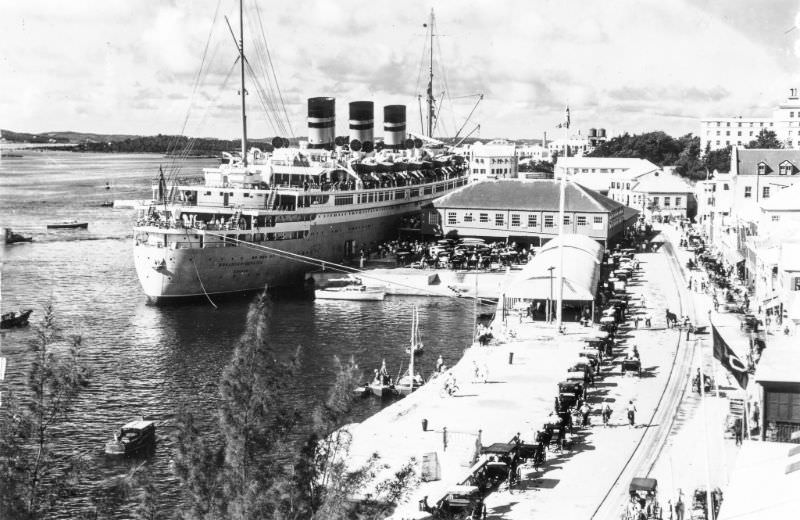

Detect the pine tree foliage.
[
  {"left": 170, "top": 292, "right": 419, "bottom": 520},
  {"left": 0, "top": 303, "right": 91, "bottom": 519}
]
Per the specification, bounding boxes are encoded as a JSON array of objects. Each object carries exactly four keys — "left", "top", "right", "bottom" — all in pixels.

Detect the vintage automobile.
[
  {"left": 432, "top": 485, "right": 485, "bottom": 519},
  {"left": 627, "top": 477, "right": 663, "bottom": 519}
]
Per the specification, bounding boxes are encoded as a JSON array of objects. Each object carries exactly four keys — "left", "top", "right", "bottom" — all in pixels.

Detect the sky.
[{"left": 2, "top": 0, "right": 800, "bottom": 140}]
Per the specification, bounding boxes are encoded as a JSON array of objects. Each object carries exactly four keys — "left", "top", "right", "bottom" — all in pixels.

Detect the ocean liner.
[{"left": 132, "top": 6, "right": 470, "bottom": 301}]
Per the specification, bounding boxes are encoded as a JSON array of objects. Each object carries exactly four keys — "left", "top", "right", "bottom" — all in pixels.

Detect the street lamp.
[{"left": 547, "top": 266, "right": 555, "bottom": 323}]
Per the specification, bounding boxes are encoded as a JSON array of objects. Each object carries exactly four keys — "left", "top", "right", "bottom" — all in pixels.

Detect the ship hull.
[{"left": 134, "top": 207, "right": 427, "bottom": 301}]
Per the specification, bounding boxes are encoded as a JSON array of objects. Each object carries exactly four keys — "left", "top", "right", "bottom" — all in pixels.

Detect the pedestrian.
[
  {"left": 641, "top": 295, "right": 646, "bottom": 308},
  {"left": 734, "top": 417, "right": 743, "bottom": 446},
  {"left": 675, "top": 490, "right": 685, "bottom": 520},
  {"left": 626, "top": 400, "right": 637, "bottom": 427},
  {"left": 472, "top": 361, "right": 480, "bottom": 382},
  {"left": 634, "top": 316, "right": 640, "bottom": 329},
  {"left": 436, "top": 355, "right": 444, "bottom": 373},
  {"left": 482, "top": 363, "right": 489, "bottom": 383},
  {"left": 580, "top": 402, "right": 591, "bottom": 427},
  {"left": 602, "top": 403, "right": 613, "bottom": 427},
  {"left": 645, "top": 315, "right": 652, "bottom": 328}
]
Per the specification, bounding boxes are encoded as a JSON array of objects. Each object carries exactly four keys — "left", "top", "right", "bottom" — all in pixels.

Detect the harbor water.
[{"left": 0, "top": 152, "right": 479, "bottom": 516}]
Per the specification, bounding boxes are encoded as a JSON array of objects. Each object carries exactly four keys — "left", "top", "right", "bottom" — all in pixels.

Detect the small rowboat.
[{"left": 47, "top": 221, "right": 89, "bottom": 230}]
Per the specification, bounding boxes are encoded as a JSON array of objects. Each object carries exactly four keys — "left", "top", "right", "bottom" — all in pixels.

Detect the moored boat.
[
  {"left": 315, "top": 285, "right": 386, "bottom": 301},
  {"left": 130, "top": 4, "right": 472, "bottom": 302},
  {"left": 4, "top": 229, "right": 33, "bottom": 244},
  {"left": 1, "top": 309, "right": 33, "bottom": 329},
  {"left": 105, "top": 418, "right": 156, "bottom": 456},
  {"left": 47, "top": 221, "right": 88, "bottom": 230}
]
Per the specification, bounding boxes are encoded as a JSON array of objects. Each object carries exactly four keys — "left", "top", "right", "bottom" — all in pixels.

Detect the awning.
[{"left": 722, "top": 247, "right": 744, "bottom": 265}]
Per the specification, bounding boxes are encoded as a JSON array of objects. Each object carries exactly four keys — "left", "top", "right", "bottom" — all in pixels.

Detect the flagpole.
[{"left": 556, "top": 106, "right": 569, "bottom": 332}]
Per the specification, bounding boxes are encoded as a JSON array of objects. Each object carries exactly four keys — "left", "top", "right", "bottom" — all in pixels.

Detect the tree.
[
  {"left": 673, "top": 134, "right": 706, "bottom": 180},
  {"left": 0, "top": 304, "right": 91, "bottom": 519},
  {"left": 703, "top": 145, "right": 732, "bottom": 174},
  {"left": 588, "top": 131, "right": 683, "bottom": 166},
  {"left": 746, "top": 129, "right": 783, "bottom": 149},
  {"left": 169, "top": 292, "right": 418, "bottom": 520}
]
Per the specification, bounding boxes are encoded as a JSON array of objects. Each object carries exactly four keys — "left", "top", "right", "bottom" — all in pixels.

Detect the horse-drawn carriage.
[
  {"left": 626, "top": 477, "right": 663, "bottom": 519},
  {"left": 690, "top": 487, "right": 723, "bottom": 520},
  {"left": 558, "top": 380, "right": 585, "bottom": 410},
  {"left": 621, "top": 357, "right": 642, "bottom": 376},
  {"left": 517, "top": 442, "right": 546, "bottom": 470},
  {"left": 479, "top": 442, "right": 516, "bottom": 488}
]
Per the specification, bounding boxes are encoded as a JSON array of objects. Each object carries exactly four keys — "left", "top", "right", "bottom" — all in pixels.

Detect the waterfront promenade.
[{"left": 344, "top": 229, "right": 700, "bottom": 519}]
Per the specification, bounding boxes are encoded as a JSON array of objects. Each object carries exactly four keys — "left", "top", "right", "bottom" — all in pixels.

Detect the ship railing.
[{"left": 135, "top": 219, "right": 251, "bottom": 232}]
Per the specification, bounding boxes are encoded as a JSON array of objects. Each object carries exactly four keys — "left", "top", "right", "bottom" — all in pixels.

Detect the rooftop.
[
  {"left": 734, "top": 148, "right": 800, "bottom": 177},
  {"left": 433, "top": 179, "right": 624, "bottom": 213},
  {"left": 631, "top": 173, "right": 693, "bottom": 193},
  {"left": 755, "top": 346, "right": 800, "bottom": 384},
  {"left": 556, "top": 157, "right": 658, "bottom": 171}
]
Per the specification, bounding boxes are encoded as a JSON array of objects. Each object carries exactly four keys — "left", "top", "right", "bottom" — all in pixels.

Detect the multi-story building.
[
  {"left": 433, "top": 179, "right": 638, "bottom": 247},
  {"left": 701, "top": 88, "right": 800, "bottom": 150},
  {"left": 626, "top": 171, "right": 694, "bottom": 222},
  {"left": 557, "top": 157, "right": 660, "bottom": 193},
  {"left": 465, "top": 139, "right": 518, "bottom": 181},
  {"left": 729, "top": 147, "right": 800, "bottom": 224},
  {"left": 695, "top": 172, "right": 733, "bottom": 242}
]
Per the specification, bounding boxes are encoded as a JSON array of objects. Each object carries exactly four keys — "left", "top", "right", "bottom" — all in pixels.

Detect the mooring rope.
[{"left": 190, "top": 256, "right": 218, "bottom": 309}]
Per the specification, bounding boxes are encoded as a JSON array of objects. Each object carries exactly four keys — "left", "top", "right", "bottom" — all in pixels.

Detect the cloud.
[{"left": 1, "top": 0, "right": 796, "bottom": 139}]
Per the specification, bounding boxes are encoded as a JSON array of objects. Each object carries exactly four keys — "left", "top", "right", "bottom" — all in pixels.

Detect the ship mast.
[
  {"left": 239, "top": 0, "right": 248, "bottom": 165},
  {"left": 426, "top": 9, "right": 435, "bottom": 138}
]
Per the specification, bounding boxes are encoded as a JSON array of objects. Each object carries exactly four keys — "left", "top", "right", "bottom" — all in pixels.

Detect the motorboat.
[
  {"left": 5, "top": 229, "right": 33, "bottom": 244},
  {"left": 47, "top": 221, "right": 89, "bottom": 230},
  {"left": 314, "top": 284, "right": 385, "bottom": 301},
  {"left": 1, "top": 309, "right": 33, "bottom": 329},
  {"left": 105, "top": 418, "right": 156, "bottom": 456}
]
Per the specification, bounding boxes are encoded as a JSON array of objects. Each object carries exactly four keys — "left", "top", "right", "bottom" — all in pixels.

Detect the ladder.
[{"left": 266, "top": 189, "right": 277, "bottom": 210}]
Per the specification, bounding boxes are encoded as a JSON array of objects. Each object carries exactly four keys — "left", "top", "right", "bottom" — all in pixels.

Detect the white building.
[
  {"left": 557, "top": 157, "right": 660, "bottom": 193},
  {"left": 626, "top": 171, "right": 693, "bottom": 221},
  {"left": 701, "top": 88, "right": 800, "bottom": 151},
  {"left": 466, "top": 139, "right": 518, "bottom": 181}
]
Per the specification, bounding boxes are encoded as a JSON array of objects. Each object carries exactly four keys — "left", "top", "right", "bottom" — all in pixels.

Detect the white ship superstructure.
[{"left": 131, "top": 6, "right": 473, "bottom": 300}]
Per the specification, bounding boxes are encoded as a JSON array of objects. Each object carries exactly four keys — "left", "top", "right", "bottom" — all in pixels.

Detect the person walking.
[
  {"left": 675, "top": 490, "right": 685, "bottom": 520},
  {"left": 436, "top": 355, "right": 444, "bottom": 373},
  {"left": 602, "top": 403, "right": 613, "bottom": 427},
  {"left": 580, "top": 402, "right": 592, "bottom": 427},
  {"left": 634, "top": 316, "right": 640, "bottom": 329},
  {"left": 626, "top": 400, "right": 637, "bottom": 427}
]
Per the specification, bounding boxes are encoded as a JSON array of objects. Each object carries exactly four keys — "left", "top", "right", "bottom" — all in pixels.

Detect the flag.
[
  {"left": 712, "top": 324, "right": 749, "bottom": 389},
  {"left": 557, "top": 105, "right": 570, "bottom": 129}
]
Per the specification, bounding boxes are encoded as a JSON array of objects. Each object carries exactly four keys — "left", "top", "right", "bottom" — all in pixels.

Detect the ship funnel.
[
  {"left": 308, "top": 97, "right": 335, "bottom": 149},
  {"left": 384, "top": 105, "right": 406, "bottom": 148},
  {"left": 349, "top": 101, "right": 374, "bottom": 149}
]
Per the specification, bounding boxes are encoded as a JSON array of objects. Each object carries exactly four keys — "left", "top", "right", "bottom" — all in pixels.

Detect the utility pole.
[{"left": 426, "top": 9, "right": 435, "bottom": 138}]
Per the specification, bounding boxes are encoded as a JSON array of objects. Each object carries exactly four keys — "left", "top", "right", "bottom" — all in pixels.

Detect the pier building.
[{"left": 432, "top": 179, "right": 638, "bottom": 247}]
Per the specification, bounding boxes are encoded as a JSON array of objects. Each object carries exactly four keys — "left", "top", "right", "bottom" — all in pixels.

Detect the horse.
[{"left": 665, "top": 310, "right": 678, "bottom": 328}]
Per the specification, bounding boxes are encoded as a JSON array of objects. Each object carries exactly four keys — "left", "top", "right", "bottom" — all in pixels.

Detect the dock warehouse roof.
[
  {"left": 433, "top": 179, "right": 622, "bottom": 213},
  {"left": 501, "top": 234, "right": 603, "bottom": 301}
]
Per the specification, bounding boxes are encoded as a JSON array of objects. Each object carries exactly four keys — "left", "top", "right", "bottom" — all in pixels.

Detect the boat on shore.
[
  {"left": 130, "top": 3, "right": 470, "bottom": 302},
  {"left": 47, "top": 221, "right": 88, "bottom": 230},
  {"left": 1, "top": 309, "right": 33, "bottom": 329},
  {"left": 104, "top": 418, "right": 156, "bottom": 456},
  {"left": 5, "top": 229, "right": 33, "bottom": 244}
]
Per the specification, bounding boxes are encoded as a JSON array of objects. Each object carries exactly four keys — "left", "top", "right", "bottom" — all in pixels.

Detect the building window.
[
  {"left": 563, "top": 215, "right": 571, "bottom": 225},
  {"left": 675, "top": 197, "right": 681, "bottom": 206},
  {"left": 664, "top": 197, "right": 671, "bottom": 207},
  {"left": 744, "top": 186, "right": 752, "bottom": 198},
  {"left": 758, "top": 163, "right": 767, "bottom": 176},
  {"left": 528, "top": 214, "right": 537, "bottom": 227},
  {"left": 577, "top": 216, "right": 587, "bottom": 226},
  {"left": 780, "top": 163, "right": 792, "bottom": 175},
  {"left": 495, "top": 213, "right": 504, "bottom": 226},
  {"left": 763, "top": 187, "right": 770, "bottom": 198},
  {"left": 447, "top": 212, "right": 457, "bottom": 225},
  {"left": 479, "top": 213, "right": 489, "bottom": 223},
  {"left": 772, "top": 215, "right": 780, "bottom": 222},
  {"left": 593, "top": 216, "right": 603, "bottom": 224},
  {"left": 723, "top": 183, "right": 729, "bottom": 190},
  {"left": 653, "top": 196, "right": 660, "bottom": 206},
  {"left": 544, "top": 215, "right": 554, "bottom": 228},
  {"left": 794, "top": 277, "right": 800, "bottom": 291},
  {"left": 511, "top": 214, "right": 521, "bottom": 227},
  {"left": 464, "top": 212, "right": 473, "bottom": 223}
]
